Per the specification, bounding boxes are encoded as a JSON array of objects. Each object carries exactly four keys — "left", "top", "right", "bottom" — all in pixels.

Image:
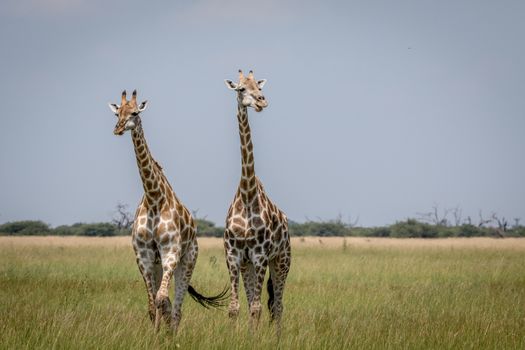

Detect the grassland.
[{"left": 1, "top": 236, "right": 524, "bottom": 349}]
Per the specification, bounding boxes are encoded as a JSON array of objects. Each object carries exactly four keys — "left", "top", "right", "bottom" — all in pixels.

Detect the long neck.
[
  {"left": 237, "top": 100, "right": 257, "bottom": 206},
  {"left": 131, "top": 120, "right": 165, "bottom": 206}
]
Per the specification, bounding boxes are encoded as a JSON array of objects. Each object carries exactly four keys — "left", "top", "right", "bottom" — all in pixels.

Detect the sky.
[{"left": 0, "top": 0, "right": 524, "bottom": 227}]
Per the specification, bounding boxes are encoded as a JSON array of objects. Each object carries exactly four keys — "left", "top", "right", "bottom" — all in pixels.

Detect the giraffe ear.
[
  {"left": 138, "top": 100, "right": 148, "bottom": 112},
  {"left": 257, "top": 79, "right": 267, "bottom": 89},
  {"left": 108, "top": 103, "right": 119, "bottom": 115},
  {"left": 225, "top": 80, "right": 239, "bottom": 90}
]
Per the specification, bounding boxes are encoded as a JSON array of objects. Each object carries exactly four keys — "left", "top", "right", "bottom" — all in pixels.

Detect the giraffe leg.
[
  {"left": 224, "top": 232, "right": 241, "bottom": 319},
  {"left": 268, "top": 240, "right": 291, "bottom": 336},
  {"left": 147, "top": 262, "right": 163, "bottom": 323},
  {"left": 249, "top": 256, "right": 268, "bottom": 330},
  {"left": 171, "top": 240, "right": 198, "bottom": 334},
  {"left": 132, "top": 240, "right": 160, "bottom": 324},
  {"left": 241, "top": 262, "right": 255, "bottom": 306},
  {"left": 154, "top": 248, "right": 180, "bottom": 332}
]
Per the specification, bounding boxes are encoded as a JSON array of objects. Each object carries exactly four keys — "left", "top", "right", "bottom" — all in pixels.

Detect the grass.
[{"left": 1, "top": 237, "right": 524, "bottom": 349}]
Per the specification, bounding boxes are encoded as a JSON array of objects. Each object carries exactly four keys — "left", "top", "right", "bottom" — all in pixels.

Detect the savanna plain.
[{"left": 1, "top": 236, "right": 524, "bottom": 349}]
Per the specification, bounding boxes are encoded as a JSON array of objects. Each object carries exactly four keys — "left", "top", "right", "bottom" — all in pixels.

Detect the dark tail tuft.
[
  {"left": 267, "top": 276, "right": 275, "bottom": 319},
  {"left": 187, "top": 285, "right": 230, "bottom": 309}
]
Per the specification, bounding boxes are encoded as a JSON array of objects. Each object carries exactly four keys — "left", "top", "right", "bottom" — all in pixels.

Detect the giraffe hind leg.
[
  {"left": 249, "top": 258, "right": 268, "bottom": 330},
  {"left": 266, "top": 274, "right": 275, "bottom": 319},
  {"left": 268, "top": 244, "right": 291, "bottom": 335},
  {"left": 147, "top": 262, "right": 163, "bottom": 323},
  {"left": 170, "top": 240, "right": 198, "bottom": 333}
]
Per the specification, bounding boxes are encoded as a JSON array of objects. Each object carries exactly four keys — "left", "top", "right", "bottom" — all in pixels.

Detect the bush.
[
  {"left": 453, "top": 224, "right": 485, "bottom": 237},
  {"left": 80, "top": 223, "right": 118, "bottom": 236},
  {"left": 289, "top": 220, "right": 352, "bottom": 237},
  {"left": 2, "top": 218, "right": 523, "bottom": 238},
  {"left": 509, "top": 226, "right": 525, "bottom": 237},
  {"left": 390, "top": 219, "right": 438, "bottom": 238},
  {"left": 51, "top": 223, "right": 129, "bottom": 236},
  {"left": 366, "top": 227, "right": 391, "bottom": 237},
  {"left": 196, "top": 219, "right": 224, "bottom": 237},
  {"left": 0, "top": 221, "right": 51, "bottom": 235}
]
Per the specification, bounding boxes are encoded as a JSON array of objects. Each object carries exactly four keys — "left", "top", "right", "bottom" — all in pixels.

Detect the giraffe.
[
  {"left": 223, "top": 70, "right": 291, "bottom": 333},
  {"left": 108, "top": 90, "right": 227, "bottom": 333}
]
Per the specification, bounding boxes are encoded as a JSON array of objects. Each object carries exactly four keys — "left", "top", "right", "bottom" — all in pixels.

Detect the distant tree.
[
  {"left": 417, "top": 204, "right": 450, "bottom": 226},
  {"left": 112, "top": 203, "right": 133, "bottom": 230},
  {"left": 477, "top": 210, "right": 493, "bottom": 227},
  {"left": 191, "top": 209, "right": 224, "bottom": 237},
  {"left": 451, "top": 206, "right": 463, "bottom": 226},
  {"left": 491, "top": 213, "right": 508, "bottom": 232}
]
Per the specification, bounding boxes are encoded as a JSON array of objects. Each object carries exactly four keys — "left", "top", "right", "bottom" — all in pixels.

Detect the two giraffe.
[{"left": 108, "top": 70, "right": 290, "bottom": 334}]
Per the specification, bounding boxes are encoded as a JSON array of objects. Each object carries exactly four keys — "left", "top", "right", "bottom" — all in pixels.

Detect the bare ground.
[{"left": 1, "top": 235, "right": 525, "bottom": 250}]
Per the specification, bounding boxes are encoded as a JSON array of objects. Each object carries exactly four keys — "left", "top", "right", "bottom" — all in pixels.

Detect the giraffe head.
[
  {"left": 108, "top": 90, "right": 148, "bottom": 135},
  {"left": 225, "top": 70, "right": 268, "bottom": 112}
]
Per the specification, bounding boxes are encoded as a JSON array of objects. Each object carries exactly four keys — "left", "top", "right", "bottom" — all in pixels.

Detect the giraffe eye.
[
  {"left": 238, "top": 87, "right": 245, "bottom": 92},
  {"left": 131, "top": 112, "right": 139, "bottom": 116}
]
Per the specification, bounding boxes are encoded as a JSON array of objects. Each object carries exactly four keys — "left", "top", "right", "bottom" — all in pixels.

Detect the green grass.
[{"left": 1, "top": 239, "right": 524, "bottom": 349}]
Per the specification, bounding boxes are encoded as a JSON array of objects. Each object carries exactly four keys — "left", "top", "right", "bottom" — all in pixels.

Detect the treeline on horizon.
[{"left": 1, "top": 217, "right": 524, "bottom": 238}]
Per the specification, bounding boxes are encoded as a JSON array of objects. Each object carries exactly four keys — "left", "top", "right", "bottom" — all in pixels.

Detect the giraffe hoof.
[
  {"left": 148, "top": 310, "right": 155, "bottom": 323},
  {"left": 155, "top": 295, "right": 172, "bottom": 322},
  {"left": 228, "top": 309, "right": 239, "bottom": 319}
]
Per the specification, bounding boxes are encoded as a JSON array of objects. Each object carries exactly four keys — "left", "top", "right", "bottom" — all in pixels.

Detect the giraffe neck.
[
  {"left": 237, "top": 100, "right": 257, "bottom": 207},
  {"left": 131, "top": 120, "right": 166, "bottom": 206}
]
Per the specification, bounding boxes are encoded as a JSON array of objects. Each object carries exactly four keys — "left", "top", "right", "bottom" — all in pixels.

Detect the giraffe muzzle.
[
  {"left": 254, "top": 103, "right": 267, "bottom": 113},
  {"left": 113, "top": 126, "right": 125, "bottom": 135},
  {"left": 254, "top": 100, "right": 268, "bottom": 112}
]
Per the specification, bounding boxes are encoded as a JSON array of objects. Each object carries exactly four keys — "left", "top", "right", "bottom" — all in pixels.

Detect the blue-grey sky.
[{"left": 0, "top": 0, "right": 523, "bottom": 227}]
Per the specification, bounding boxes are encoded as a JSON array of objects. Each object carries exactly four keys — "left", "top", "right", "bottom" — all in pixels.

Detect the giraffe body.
[
  {"left": 109, "top": 90, "right": 226, "bottom": 333},
  {"left": 224, "top": 71, "right": 291, "bottom": 333}
]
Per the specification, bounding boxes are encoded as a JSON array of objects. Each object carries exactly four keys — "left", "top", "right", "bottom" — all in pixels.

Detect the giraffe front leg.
[
  {"left": 146, "top": 263, "right": 163, "bottom": 323},
  {"left": 133, "top": 240, "right": 160, "bottom": 324},
  {"left": 137, "top": 264, "right": 157, "bottom": 323},
  {"left": 171, "top": 240, "right": 198, "bottom": 334},
  {"left": 155, "top": 248, "right": 180, "bottom": 332},
  {"left": 227, "top": 261, "right": 241, "bottom": 319}
]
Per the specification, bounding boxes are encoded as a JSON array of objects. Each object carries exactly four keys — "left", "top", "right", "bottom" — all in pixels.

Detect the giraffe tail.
[
  {"left": 267, "top": 276, "right": 275, "bottom": 319},
  {"left": 187, "top": 284, "right": 230, "bottom": 309}
]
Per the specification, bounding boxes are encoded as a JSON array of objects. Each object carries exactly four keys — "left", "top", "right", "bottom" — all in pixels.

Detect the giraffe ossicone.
[
  {"left": 108, "top": 89, "right": 228, "bottom": 333},
  {"left": 223, "top": 70, "right": 291, "bottom": 334}
]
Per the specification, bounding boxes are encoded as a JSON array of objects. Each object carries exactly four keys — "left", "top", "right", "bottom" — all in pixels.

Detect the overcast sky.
[{"left": 0, "top": 0, "right": 523, "bottom": 227}]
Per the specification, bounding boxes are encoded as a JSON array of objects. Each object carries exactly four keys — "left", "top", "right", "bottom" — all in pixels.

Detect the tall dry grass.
[{"left": 1, "top": 236, "right": 524, "bottom": 349}]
